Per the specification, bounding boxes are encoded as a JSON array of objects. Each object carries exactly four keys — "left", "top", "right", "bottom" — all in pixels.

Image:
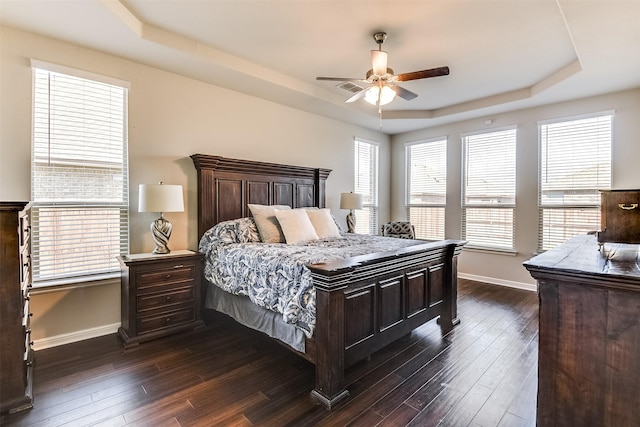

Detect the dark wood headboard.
[{"left": 191, "top": 154, "right": 332, "bottom": 238}]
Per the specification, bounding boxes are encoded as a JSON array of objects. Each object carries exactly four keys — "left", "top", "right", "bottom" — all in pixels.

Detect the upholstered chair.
[{"left": 380, "top": 221, "right": 416, "bottom": 239}]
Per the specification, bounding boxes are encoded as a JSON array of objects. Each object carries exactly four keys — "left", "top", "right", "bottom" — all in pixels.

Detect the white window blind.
[
  {"left": 354, "top": 138, "right": 378, "bottom": 234},
  {"left": 31, "top": 65, "right": 129, "bottom": 285},
  {"left": 538, "top": 113, "right": 612, "bottom": 251},
  {"left": 406, "top": 138, "right": 447, "bottom": 240},
  {"left": 462, "top": 127, "right": 517, "bottom": 250}
]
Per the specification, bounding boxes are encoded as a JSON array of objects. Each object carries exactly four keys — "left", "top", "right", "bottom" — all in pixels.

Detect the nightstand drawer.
[
  {"left": 137, "top": 285, "right": 195, "bottom": 311},
  {"left": 137, "top": 265, "right": 196, "bottom": 289},
  {"left": 137, "top": 307, "right": 195, "bottom": 334}
]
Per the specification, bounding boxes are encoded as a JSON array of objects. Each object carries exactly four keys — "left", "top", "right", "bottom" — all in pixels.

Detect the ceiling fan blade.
[
  {"left": 396, "top": 66, "right": 450, "bottom": 82},
  {"left": 345, "top": 90, "right": 367, "bottom": 103},
  {"left": 371, "top": 50, "right": 388, "bottom": 76},
  {"left": 391, "top": 85, "right": 418, "bottom": 101},
  {"left": 316, "top": 77, "right": 367, "bottom": 82}
]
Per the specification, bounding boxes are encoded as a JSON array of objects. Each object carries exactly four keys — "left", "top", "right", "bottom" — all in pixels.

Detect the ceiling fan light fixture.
[
  {"left": 364, "top": 85, "right": 396, "bottom": 106},
  {"left": 371, "top": 50, "right": 388, "bottom": 76}
]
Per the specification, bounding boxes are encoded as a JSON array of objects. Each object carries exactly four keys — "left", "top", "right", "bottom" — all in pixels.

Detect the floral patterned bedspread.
[{"left": 198, "top": 217, "right": 421, "bottom": 338}]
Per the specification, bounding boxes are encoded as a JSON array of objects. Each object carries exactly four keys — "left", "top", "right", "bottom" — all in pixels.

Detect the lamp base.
[
  {"left": 151, "top": 216, "right": 172, "bottom": 254},
  {"left": 346, "top": 211, "right": 356, "bottom": 233}
]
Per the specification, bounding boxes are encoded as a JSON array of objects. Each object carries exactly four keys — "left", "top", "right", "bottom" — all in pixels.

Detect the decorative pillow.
[
  {"left": 248, "top": 204, "right": 291, "bottom": 243},
  {"left": 235, "top": 217, "right": 261, "bottom": 243},
  {"left": 274, "top": 208, "right": 319, "bottom": 244},
  {"left": 306, "top": 208, "right": 341, "bottom": 239}
]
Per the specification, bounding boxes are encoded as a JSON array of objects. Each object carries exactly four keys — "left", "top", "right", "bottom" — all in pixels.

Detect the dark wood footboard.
[{"left": 308, "top": 239, "right": 465, "bottom": 409}]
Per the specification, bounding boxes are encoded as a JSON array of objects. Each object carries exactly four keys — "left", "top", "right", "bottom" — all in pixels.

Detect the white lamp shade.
[
  {"left": 139, "top": 184, "right": 184, "bottom": 213},
  {"left": 340, "top": 192, "right": 364, "bottom": 210}
]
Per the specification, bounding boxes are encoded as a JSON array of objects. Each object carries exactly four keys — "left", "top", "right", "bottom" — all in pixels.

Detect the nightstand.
[{"left": 117, "top": 250, "right": 205, "bottom": 348}]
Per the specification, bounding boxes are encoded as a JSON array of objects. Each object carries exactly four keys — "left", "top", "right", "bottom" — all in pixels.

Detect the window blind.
[
  {"left": 354, "top": 138, "right": 378, "bottom": 234},
  {"left": 31, "top": 66, "right": 129, "bottom": 284},
  {"left": 462, "top": 127, "right": 517, "bottom": 250},
  {"left": 538, "top": 113, "right": 612, "bottom": 251},
  {"left": 406, "top": 138, "right": 447, "bottom": 240}
]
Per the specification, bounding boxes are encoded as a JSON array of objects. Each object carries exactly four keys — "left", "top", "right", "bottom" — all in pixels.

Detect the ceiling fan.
[{"left": 316, "top": 32, "right": 450, "bottom": 107}]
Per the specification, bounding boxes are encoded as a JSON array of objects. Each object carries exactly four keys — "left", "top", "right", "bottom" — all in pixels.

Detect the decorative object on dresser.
[
  {"left": 596, "top": 189, "right": 640, "bottom": 245},
  {"left": 0, "top": 202, "right": 34, "bottom": 414},
  {"left": 339, "top": 192, "right": 363, "bottom": 233},
  {"left": 138, "top": 183, "right": 184, "bottom": 254},
  {"left": 117, "top": 250, "right": 204, "bottom": 348},
  {"left": 524, "top": 234, "right": 640, "bottom": 427}
]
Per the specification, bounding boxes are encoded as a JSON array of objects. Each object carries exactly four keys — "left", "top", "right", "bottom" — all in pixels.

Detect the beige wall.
[
  {"left": 391, "top": 88, "right": 640, "bottom": 288},
  {"left": 1, "top": 26, "right": 390, "bottom": 345}
]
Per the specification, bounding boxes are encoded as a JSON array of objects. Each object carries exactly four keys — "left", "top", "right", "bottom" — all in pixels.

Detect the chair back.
[{"left": 381, "top": 221, "right": 415, "bottom": 239}]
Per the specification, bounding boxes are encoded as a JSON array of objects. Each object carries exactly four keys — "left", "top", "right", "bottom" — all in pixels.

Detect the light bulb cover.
[{"left": 364, "top": 85, "right": 396, "bottom": 106}]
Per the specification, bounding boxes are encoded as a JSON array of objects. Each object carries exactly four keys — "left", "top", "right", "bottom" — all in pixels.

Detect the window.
[
  {"left": 354, "top": 138, "right": 378, "bottom": 234},
  {"left": 405, "top": 138, "right": 447, "bottom": 240},
  {"left": 462, "top": 127, "right": 517, "bottom": 250},
  {"left": 538, "top": 112, "right": 612, "bottom": 251},
  {"left": 31, "top": 61, "right": 129, "bottom": 285}
]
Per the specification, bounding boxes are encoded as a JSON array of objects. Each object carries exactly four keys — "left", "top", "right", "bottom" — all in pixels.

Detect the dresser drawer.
[
  {"left": 137, "top": 285, "right": 195, "bottom": 311},
  {"left": 19, "top": 212, "right": 30, "bottom": 247},
  {"left": 20, "top": 250, "right": 30, "bottom": 285},
  {"left": 137, "top": 307, "right": 195, "bottom": 334},
  {"left": 23, "top": 328, "right": 32, "bottom": 360},
  {"left": 22, "top": 296, "right": 30, "bottom": 327}
]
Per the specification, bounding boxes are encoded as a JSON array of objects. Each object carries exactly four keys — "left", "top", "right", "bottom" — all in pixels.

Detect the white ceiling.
[{"left": 2, "top": 0, "right": 639, "bottom": 134}]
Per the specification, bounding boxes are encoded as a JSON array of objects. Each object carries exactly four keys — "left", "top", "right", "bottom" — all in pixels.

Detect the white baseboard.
[
  {"left": 33, "top": 322, "right": 120, "bottom": 351},
  {"left": 458, "top": 273, "right": 537, "bottom": 292}
]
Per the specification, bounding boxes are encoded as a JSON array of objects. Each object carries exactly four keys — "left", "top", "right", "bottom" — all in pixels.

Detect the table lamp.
[
  {"left": 139, "top": 182, "right": 184, "bottom": 254},
  {"left": 340, "top": 192, "right": 363, "bottom": 233}
]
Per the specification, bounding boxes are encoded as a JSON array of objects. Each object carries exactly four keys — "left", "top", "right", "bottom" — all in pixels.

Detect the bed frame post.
[
  {"left": 309, "top": 268, "right": 352, "bottom": 409},
  {"left": 437, "top": 242, "right": 464, "bottom": 331}
]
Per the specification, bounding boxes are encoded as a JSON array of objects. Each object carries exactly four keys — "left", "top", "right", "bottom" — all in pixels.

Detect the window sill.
[
  {"left": 31, "top": 272, "right": 120, "bottom": 294},
  {"left": 462, "top": 245, "right": 518, "bottom": 256}
]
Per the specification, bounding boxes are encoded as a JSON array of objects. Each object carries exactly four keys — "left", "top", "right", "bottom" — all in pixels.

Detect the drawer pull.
[
  {"left": 29, "top": 341, "right": 34, "bottom": 346},
  {"left": 165, "top": 274, "right": 172, "bottom": 279},
  {"left": 165, "top": 296, "right": 172, "bottom": 301},
  {"left": 618, "top": 203, "right": 638, "bottom": 210},
  {"left": 173, "top": 264, "right": 184, "bottom": 269},
  {"left": 165, "top": 317, "right": 171, "bottom": 323}
]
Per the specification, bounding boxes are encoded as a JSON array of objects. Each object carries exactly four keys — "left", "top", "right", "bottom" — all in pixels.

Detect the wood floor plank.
[{"left": 1, "top": 280, "right": 539, "bottom": 427}]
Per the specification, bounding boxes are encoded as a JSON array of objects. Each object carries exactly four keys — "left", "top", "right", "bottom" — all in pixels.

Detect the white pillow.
[
  {"left": 274, "top": 208, "right": 319, "bottom": 244},
  {"left": 248, "top": 204, "right": 292, "bottom": 243},
  {"left": 306, "top": 208, "right": 341, "bottom": 239}
]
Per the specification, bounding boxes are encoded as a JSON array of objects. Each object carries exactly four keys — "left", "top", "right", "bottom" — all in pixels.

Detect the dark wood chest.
[{"left": 0, "top": 202, "right": 34, "bottom": 414}]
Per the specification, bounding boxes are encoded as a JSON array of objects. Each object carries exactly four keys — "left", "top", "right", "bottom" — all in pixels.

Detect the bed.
[{"left": 191, "top": 154, "right": 465, "bottom": 409}]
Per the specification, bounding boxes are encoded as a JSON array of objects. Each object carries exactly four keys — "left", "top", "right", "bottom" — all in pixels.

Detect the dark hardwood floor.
[{"left": 1, "top": 279, "right": 538, "bottom": 427}]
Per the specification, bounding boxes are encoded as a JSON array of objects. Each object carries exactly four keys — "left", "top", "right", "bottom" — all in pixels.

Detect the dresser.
[
  {"left": 117, "top": 250, "right": 205, "bottom": 348},
  {"left": 524, "top": 235, "right": 640, "bottom": 427},
  {"left": 0, "top": 202, "right": 34, "bottom": 414}
]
